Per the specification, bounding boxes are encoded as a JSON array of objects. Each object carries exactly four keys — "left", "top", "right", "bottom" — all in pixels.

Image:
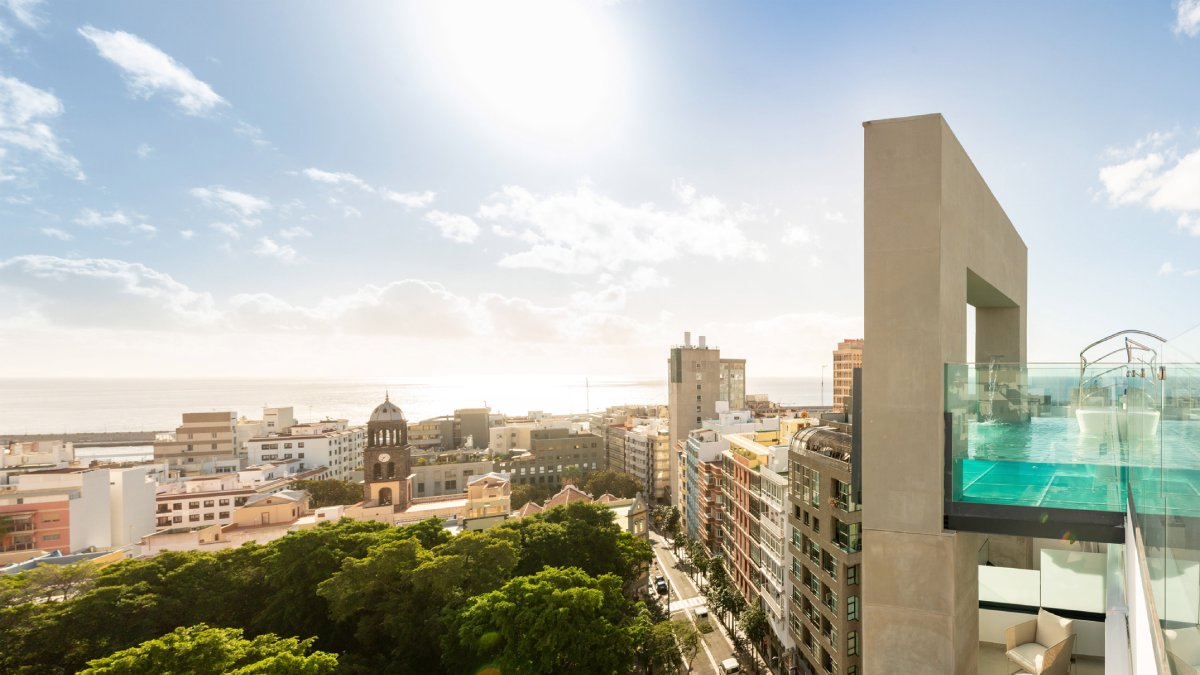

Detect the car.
[
  {"left": 693, "top": 605, "right": 709, "bottom": 619},
  {"left": 719, "top": 657, "right": 740, "bottom": 674},
  {"left": 655, "top": 579, "right": 668, "bottom": 595}
]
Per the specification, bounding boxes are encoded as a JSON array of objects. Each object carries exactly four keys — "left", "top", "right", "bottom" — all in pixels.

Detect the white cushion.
[
  {"left": 1007, "top": 643, "right": 1046, "bottom": 672},
  {"left": 1036, "top": 608, "right": 1073, "bottom": 648}
]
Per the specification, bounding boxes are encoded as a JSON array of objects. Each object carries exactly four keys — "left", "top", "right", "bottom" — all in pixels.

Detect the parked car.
[
  {"left": 694, "top": 605, "right": 709, "bottom": 619},
  {"left": 655, "top": 576, "right": 668, "bottom": 595},
  {"left": 719, "top": 657, "right": 740, "bottom": 674}
]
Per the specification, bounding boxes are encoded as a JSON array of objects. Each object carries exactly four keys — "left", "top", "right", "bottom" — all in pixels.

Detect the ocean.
[{"left": 0, "top": 375, "right": 825, "bottom": 435}]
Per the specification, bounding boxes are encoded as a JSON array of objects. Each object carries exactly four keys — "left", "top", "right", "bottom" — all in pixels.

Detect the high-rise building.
[
  {"left": 667, "top": 332, "right": 746, "bottom": 507},
  {"left": 832, "top": 340, "right": 863, "bottom": 412},
  {"left": 787, "top": 424, "right": 860, "bottom": 675}
]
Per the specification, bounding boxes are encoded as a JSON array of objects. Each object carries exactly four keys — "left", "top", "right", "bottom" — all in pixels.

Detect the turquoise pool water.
[{"left": 954, "top": 417, "right": 1200, "bottom": 516}]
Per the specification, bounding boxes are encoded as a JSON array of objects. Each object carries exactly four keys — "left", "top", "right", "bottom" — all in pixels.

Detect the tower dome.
[{"left": 370, "top": 392, "right": 406, "bottom": 423}]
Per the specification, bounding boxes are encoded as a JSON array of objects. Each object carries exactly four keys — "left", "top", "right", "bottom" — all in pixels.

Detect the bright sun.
[{"left": 424, "top": 0, "right": 628, "bottom": 144}]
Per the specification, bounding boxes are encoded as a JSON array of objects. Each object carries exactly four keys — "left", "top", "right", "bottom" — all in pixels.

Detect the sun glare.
[{"left": 425, "top": 0, "right": 628, "bottom": 143}]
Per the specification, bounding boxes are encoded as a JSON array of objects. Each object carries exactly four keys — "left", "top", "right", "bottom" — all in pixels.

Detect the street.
[{"left": 648, "top": 530, "right": 738, "bottom": 675}]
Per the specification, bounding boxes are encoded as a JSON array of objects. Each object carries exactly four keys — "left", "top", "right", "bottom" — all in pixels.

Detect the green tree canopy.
[
  {"left": 739, "top": 605, "right": 770, "bottom": 645},
  {"left": 80, "top": 624, "right": 337, "bottom": 675},
  {"left": 457, "top": 567, "right": 636, "bottom": 675},
  {"left": 581, "top": 469, "right": 643, "bottom": 498},
  {"left": 288, "top": 479, "right": 363, "bottom": 508}
]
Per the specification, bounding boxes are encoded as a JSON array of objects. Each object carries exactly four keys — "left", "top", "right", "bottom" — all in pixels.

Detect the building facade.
[
  {"left": 831, "top": 340, "right": 864, "bottom": 413},
  {"left": 154, "top": 411, "right": 238, "bottom": 475},
  {"left": 361, "top": 394, "right": 412, "bottom": 511},
  {"left": 667, "top": 332, "right": 746, "bottom": 507},
  {"left": 787, "top": 426, "right": 861, "bottom": 675},
  {"left": 246, "top": 419, "right": 365, "bottom": 482},
  {"left": 494, "top": 428, "right": 603, "bottom": 488}
]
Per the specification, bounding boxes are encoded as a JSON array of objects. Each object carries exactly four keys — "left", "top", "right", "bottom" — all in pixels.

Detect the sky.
[{"left": 2, "top": 0, "right": 1200, "bottom": 379}]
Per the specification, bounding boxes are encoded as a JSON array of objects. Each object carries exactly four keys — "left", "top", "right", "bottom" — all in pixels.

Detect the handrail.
[{"left": 1078, "top": 330, "right": 1165, "bottom": 405}]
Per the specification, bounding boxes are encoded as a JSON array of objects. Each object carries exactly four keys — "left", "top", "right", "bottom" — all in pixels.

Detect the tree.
[
  {"left": 498, "top": 501, "right": 652, "bottom": 583},
  {"left": 457, "top": 567, "right": 637, "bottom": 675},
  {"left": 79, "top": 624, "right": 337, "bottom": 674},
  {"left": 0, "top": 562, "right": 96, "bottom": 606},
  {"left": 581, "top": 470, "right": 643, "bottom": 498},
  {"left": 738, "top": 605, "right": 770, "bottom": 651},
  {"left": 510, "top": 483, "right": 555, "bottom": 510},
  {"left": 712, "top": 583, "right": 746, "bottom": 632},
  {"left": 288, "top": 479, "right": 363, "bottom": 508},
  {"left": 635, "top": 618, "right": 699, "bottom": 675}
]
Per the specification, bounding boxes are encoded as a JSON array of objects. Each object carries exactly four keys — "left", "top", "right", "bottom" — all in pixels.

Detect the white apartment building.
[
  {"left": 4, "top": 466, "right": 155, "bottom": 553},
  {"left": 155, "top": 461, "right": 327, "bottom": 529},
  {"left": 245, "top": 419, "right": 364, "bottom": 482}
]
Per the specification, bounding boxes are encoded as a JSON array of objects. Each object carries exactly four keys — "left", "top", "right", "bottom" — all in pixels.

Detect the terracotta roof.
[
  {"left": 596, "top": 493, "right": 618, "bottom": 503},
  {"left": 543, "top": 484, "right": 591, "bottom": 509},
  {"left": 514, "top": 501, "right": 544, "bottom": 517}
]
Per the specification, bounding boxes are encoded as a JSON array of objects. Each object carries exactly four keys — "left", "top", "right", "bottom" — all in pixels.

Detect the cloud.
[
  {"left": 73, "top": 207, "right": 155, "bottom": 235},
  {"left": 190, "top": 184, "right": 271, "bottom": 216},
  {"left": 1177, "top": 0, "right": 1200, "bottom": 36},
  {"left": 298, "top": 167, "right": 436, "bottom": 209},
  {"left": 425, "top": 210, "right": 480, "bottom": 243},
  {"left": 253, "top": 237, "right": 300, "bottom": 264},
  {"left": 40, "top": 227, "right": 71, "bottom": 241},
  {"left": 75, "top": 208, "right": 130, "bottom": 227},
  {"left": 0, "top": 255, "right": 651, "bottom": 347},
  {"left": 279, "top": 226, "right": 311, "bottom": 240},
  {"left": 1160, "top": 262, "right": 1176, "bottom": 276},
  {"left": 383, "top": 189, "right": 436, "bottom": 208},
  {"left": 180, "top": 229, "right": 195, "bottom": 240},
  {"left": 626, "top": 266, "right": 670, "bottom": 291},
  {"left": 0, "top": 75, "right": 85, "bottom": 180},
  {"left": 1099, "top": 135, "right": 1200, "bottom": 234},
  {"left": 0, "top": 255, "right": 220, "bottom": 329},
  {"left": 78, "top": 25, "right": 225, "bottom": 116},
  {"left": 135, "top": 143, "right": 153, "bottom": 158},
  {"left": 782, "top": 225, "right": 813, "bottom": 245},
  {"left": 233, "top": 120, "right": 269, "bottom": 148},
  {"left": 2, "top": 0, "right": 43, "bottom": 30},
  {"left": 481, "top": 180, "right": 767, "bottom": 274},
  {"left": 209, "top": 222, "right": 240, "bottom": 239}
]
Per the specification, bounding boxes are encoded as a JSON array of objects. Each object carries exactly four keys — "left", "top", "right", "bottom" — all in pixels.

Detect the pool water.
[{"left": 954, "top": 417, "right": 1200, "bottom": 516}]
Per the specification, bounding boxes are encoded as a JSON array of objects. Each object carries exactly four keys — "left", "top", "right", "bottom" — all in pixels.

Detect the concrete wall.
[{"left": 863, "top": 113, "right": 1027, "bottom": 674}]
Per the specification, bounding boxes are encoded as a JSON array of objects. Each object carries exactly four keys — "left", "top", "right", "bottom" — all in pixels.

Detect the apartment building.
[
  {"left": 411, "top": 451, "right": 494, "bottom": 498},
  {"left": 155, "top": 461, "right": 327, "bottom": 529},
  {"left": 246, "top": 419, "right": 365, "bottom": 481},
  {"left": 831, "top": 341, "right": 863, "bottom": 413},
  {"left": 682, "top": 408, "right": 774, "bottom": 556},
  {"left": 721, "top": 428, "right": 795, "bottom": 667},
  {"left": 0, "top": 466, "right": 155, "bottom": 553},
  {"left": 667, "top": 332, "right": 745, "bottom": 507},
  {"left": 493, "top": 428, "right": 603, "bottom": 487},
  {"left": 787, "top": 425, "right": 860, "bottom": 675},
  {"left": 154, "top": 411, "right": 238, "bottom": 475}
]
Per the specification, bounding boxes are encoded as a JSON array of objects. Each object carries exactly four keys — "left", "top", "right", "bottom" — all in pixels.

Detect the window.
[
  {"left": 847, "top": 564, "right": 859, "bottom": 585},
  {"left": 219, "top": 499, "right": 230, "bottom": 506},
  {"left": 822, "top": 550, "right": 838, "bottom": 580},
  {"left": 172, "top": 503, "right": 182, "bottom": 511},
  {"left": 801, "top": 467, "right": 820, "bottom": 507},
  {"left": 445, "top": 480, "right": 457, "bottom": 491},
  {"left": 219, "top": 512, "right": 229, "bottom": 519},
  {"left": 835, "top": 520, "right": 861, "bottom": 553},
  {"left": 847, "top": 595, "right": 859, "bottom": 621},
  {"left": 43, "top": 534, "right": 60, "bottom": 541},
  {"left": 298, "top": 442, "right": 305, "bottom": 448},
  {"left": 847, "top": 631, "right": 859, "bottom": 656},
  {"left": 203, "top": 500, "right": 215, "bottom": 508},
  {"left": 203, "top": 513, "right": 215, "bottom": 521},
  {"left": 813, "top": 517, "right": 820, "bottom": 534},
  {"left": 211, "top": 443, "right": 217, "bottom": 450},
  {"left": 803, "top": 510, "right": 810, "bottom": 526},
  {"left": 188, "top": 501, "right": 200, "bottom": 509},
  {"left": 284, "top": 443, "right": 293, "bottom": 449},
  {"left": 189, "top": 514, "right": 200, "bottom": 522},
  {"left": 173, "top": 515, "right": 182, "bottom": 523},
  {"left": 299, "top": 453, "right": 305, "bottom": 459}
]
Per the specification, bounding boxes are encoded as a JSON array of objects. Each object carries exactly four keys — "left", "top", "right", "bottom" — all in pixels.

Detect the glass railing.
[{"left": 945, "top": 362, "right": 1200, "bottom": 515}]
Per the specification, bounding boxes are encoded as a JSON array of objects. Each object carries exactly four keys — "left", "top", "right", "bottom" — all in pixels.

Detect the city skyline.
[{"left": 3, "top": 1, "right": 1200, "bottom": 379}]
